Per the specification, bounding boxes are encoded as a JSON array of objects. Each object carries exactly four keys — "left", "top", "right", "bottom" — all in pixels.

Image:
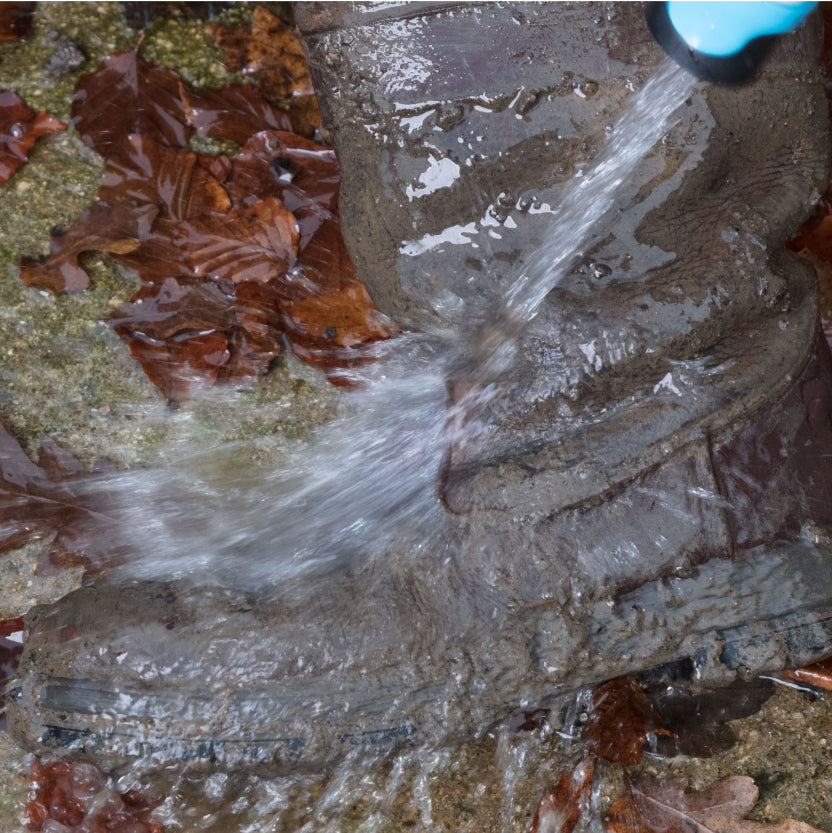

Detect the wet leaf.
[
  {"left": 228, "top": 130, "right": 395, "bottom": 374},
  {"left": 783, "top": 655, "right": 832, "bottom": 691},
  {"left": 20, "top": 135, "right": 232, "bottom": 294},
  {"left": 0, "top": 3, "right": 35, "bottom": 42},
  {"left": 72, "top": 49, "right": 191, "bottom": 158},
  {"left": 230, "top": 130, "right": 340, "bottom": 221},
  {"left": 586, "top": 677, "right": 674, "bottom": 766},
  {"left": 181, "top": 81, "right": 292, "bottom": 146},
  {"left": 21, "top": 45, "right": 391, "bottom": 397},
  {"left": 113, "top": 277, "right": 235, "bottom": 403},
  {"left": 531, "top": 758, "right": 594, "bottom": 833},
  {"left": 0, "top": 90, "right": 65, "bottom": 184},
  {"left": 287, "top": 281, "right": 396, "bottom": 349},
  {"left": 20, "top": 200, "right": 146, "bottom": 293},
  {"left": 28, "top": 758, "right": 164, "bottom": 833},
  {"left": 99, "top": 134, "right": 231, "bottom": 222},
  {"left": 119, "top": 195, "right": 298, "bottom": 285},
  {"left": 208, "top": 6, "right": 313, "bottom": 101},
  {"left": 0, "top": 415, "right": 110, "bottom": 580},
  {"left": 0, "top": 615, "right": 24, "bottom": 637},
  {"left": 0, "top": 415, "right": 88, "bottom": 552},
  {"left": 286, "top": 94, "right": 324, "bottom": 140},
  {"left": 605, "top": 775, "right": 822, "bottom": 833}
]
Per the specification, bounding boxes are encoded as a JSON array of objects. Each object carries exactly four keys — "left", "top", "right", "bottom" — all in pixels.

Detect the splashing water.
[{"left": 96, "top": 60, "right": 695, "bottom": 589}]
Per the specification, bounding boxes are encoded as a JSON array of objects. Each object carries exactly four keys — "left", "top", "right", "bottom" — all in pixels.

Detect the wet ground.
[
  {"left": 2, "top": 680, "right": 832, "bottom": 831},
  {"left": 1, "top": 3, "right": 832, "bottom": 832}
]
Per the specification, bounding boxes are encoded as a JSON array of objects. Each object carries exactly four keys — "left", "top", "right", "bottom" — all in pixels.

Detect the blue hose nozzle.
[{"left": 647, "top": 1, "right": 818, "bottom": 84}]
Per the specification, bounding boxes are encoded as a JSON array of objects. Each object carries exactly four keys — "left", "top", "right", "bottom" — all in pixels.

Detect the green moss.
[
  {"left": 36, "top": 2, "right": 134, "bottom": 63},
  {"left": 139, "top": 16, "right": 241, "bottom": 89},
  {"left": 0, "top": 131, "right": 102, "bottom": 266}
]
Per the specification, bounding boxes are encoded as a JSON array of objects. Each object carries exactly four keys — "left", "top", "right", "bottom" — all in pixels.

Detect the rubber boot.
[{"left": 8, "top": 2, "right": 832, "bottom": 773}]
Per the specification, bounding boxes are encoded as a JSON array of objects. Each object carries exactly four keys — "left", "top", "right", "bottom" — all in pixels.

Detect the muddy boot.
[
  {"left": 8, "top": 3, "right": 832, "bottom": 773},
  {"left": 295, "top": 3, "right": 832, "bottom": 667}
]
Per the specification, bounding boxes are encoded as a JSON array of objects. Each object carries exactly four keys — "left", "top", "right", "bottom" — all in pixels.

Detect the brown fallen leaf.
[
  {"left": 0, "top": 414, "right": 89, "bottom": 552},
  {"left": 72, "top": 49, "right": 192, "bottom": 159},
  {"left": 99, "top": 134, "right": 231, "bottom": 222},
  {"left": 0, "top": 90, "right": 65, "bottom": 184},
  {"left": 112, "top": 277, "right": 233, "bottom": 402},
  {"left": 286, "top": 94, "right": 324, "bottom": 140},
  {"left": 28, "top": 758, "right": 164, "bottom": 833},
  {"left": 586, "top": 677, "right": 675, "bottom": 766},
  {"left": 23, "top": 47, "right": 391, "bottom": 399},
  {"left": 181, "top": 81, "right": 292, "bottom": 146},
  {"left": 20, "top": 135, "right": 233, "bottom": 294},
  {"left": 208, "top": 6, "right": 313, "bottom": 101},
  {"left": 606, "top": 775, "right": 822, "bottom": 833},
  {"left": 531, "top": 758, "right": 594, "bottom": 833},
  {"left": 119, "top": 196, "right": 298, "bottom": 286},
  {"left": 0, "top": 413, "right": 115, "bottom": 581},
  {"left": 20, "top": 200, "right": 146, "bottom": 294},
  {"left": 229, "top": 130, "right": 396, "bottom": 364},
  {"left": 783, "top": 655, "right": 832, "bottom": 691},
  {"left": 0, "top": 2, "right": 34, "bottom": 42}
]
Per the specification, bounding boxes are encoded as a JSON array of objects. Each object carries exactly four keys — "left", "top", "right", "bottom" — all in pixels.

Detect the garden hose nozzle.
[{"left": 646, "top": 1, "right": 818, "bottom": 84}]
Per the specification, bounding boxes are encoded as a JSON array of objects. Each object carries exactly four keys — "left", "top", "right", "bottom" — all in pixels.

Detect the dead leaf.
[
  {"left": 20, "top": 200, "right": 146, "bottom": 293},
  {"left": 28, "top": 758, "right": 164, "bottom": 833},
  {"left": 606, "top": 775, "right": 822, "bottom": 833},
  {"left": 99, "top": 134, "right": 231, "bottom": 222},
  {"left": 0, "top": 90, "right": 65, "bottom": 184},
  {"left": 586, "top": 677, "right": 674, "bottom": 766},
  {"left": 22, "top": 46, "right": 391, "bottom": 397},
  {"left": 0, "top": 3, "right": 34, "bottom": 42},
  {"left": 230, "top": 129, "right": 339, "bottom": 220},
  {"left": 0, "top": 415, "right": 88, "bottom": 552},
  {"left": 287, "top": 281, "right": 395, "bottom": 348},
  {"left": 0, "top": 616, "right": 24, "bottom": 637},
  {"left": 120, "top": 196, "right": 298, "bottom": 285},
  {"left": 20, "top": 135, "right": 232, "bottom": 294},
  {"left": 286, "top": 94, "right": 324, "bottom": 140},
  {"left": 531, "top": 758, "right": 594, "bottom": 833},
  {"left": 112, "top": 277, "right": 235, "bottom": 402},
  {"left": 181, "top": 81, "right": 292, "bottom": 146},
  {"left": 72, "top": 49, "right": 192, "bottom": 158},
  {"left": 208, "top": 6, "right": 313, "bottom": 101},
  {"left": 232, "top": 132, "right": 396, "bottom": 375},
  {"left": 783, "top": 655, "right": 832, "bottom": 691},
  {"left": 0, "top": 412, "right": 117, "bottom": 582}
]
